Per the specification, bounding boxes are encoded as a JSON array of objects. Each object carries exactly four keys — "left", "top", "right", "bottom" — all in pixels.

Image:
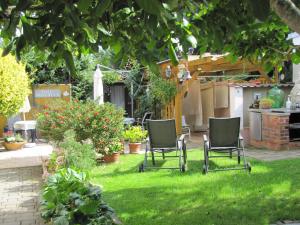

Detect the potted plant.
[
  {"left": 102, "top": 140, "right": 123, "bottom": 163},
  {"left": 259, "top": 98, "right": 274, "bottom": 109},
  {"left": 123, "top": 126, "right": 147, "bottom": 154},
  {"left": 3, "top": 132, "right": 26, "bottom": 150}
]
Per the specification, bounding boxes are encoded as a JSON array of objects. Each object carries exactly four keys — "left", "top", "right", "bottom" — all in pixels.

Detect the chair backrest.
[
  {"left": 147, "top": 119, "right": 177, "bottom": 148},
  {"left": 209, "top": 117, "right": 240, "bottom": 148},
  {"left": 142, "top": 112, "right": 153, "bottom": 124}
]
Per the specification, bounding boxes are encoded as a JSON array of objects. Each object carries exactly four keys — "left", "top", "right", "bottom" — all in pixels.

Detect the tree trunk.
[{"left": 270, "top": 0, "right": 300, "bottom": 34}]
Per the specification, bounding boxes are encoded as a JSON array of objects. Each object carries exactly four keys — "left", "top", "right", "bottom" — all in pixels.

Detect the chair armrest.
[
  {"left": 238, "top": 135, "right": 244, "bottom": 148},
  {"left": 179, "top": 134, "right": 185, "bottom": 142}
]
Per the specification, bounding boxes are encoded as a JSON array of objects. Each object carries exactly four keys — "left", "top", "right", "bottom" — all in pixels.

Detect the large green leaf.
[
  {"left": 63, "top": 50, "right": 76, "bottom": 75},
  {"left": 186, "top": 35, "right": 197, "bottom": 48},
  {"left": 77, "top": 0, "right": 92, "bottom": 12},
  {"left": 94, "top": 0, "right": 111, "bottom": 17},
  {"left": 15, "top": 35, "right": 26, "bottom": 61},
  {"left": 136, "top": 0, "right": 164, "bottom": 16},
  {"left": 2, "top": 39, "right": 15, "bottom": 57},
  {"left": 168, "top": 43, "right": 179, "bottom": 65},
  {"left": 82, "top": 23, "right": 97, "bottom": 43}
]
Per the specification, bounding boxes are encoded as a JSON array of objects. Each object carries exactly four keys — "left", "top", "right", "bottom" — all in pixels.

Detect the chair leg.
[
  {"left": 238, "top": 149, "right": 241, "bottom": 164},
  {"left": 162, "top": 150, "right": 165, "bottom": 160},
  {"left": 151, "top": 151, "right": 155, "bottom": 165},
  {"left": 230, "top": 150, "right": 232, "bottom": 158},
  {"left": 203, "top": 148, "right": 208, "bottom": 174}
]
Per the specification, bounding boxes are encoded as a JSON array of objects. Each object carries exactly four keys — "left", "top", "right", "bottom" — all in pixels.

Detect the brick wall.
[{"left": 250, "top": 113, "right": 291, "bottom": 150}]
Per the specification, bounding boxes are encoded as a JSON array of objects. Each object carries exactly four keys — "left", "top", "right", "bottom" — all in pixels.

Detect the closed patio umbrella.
[
  {"left": 19, "top": 96, "right": 31, "bottom": 121},
  {"left": 93, "top": 64, "right": 104, "bottom": 105}
]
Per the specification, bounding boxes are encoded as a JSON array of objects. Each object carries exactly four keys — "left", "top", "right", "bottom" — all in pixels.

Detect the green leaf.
[
  {"left": 53, "top": 215, "right": 69, "bottom": 225},
  {"left": 2, "top": 39, "right": 15, "bottom": 57},
  {"left": 186, "top": 35, "right": 197, "bottom": 48},
  {"left": 165, "top": 0, "right": 178, "bottom": 10},
  {"left": 111, "top": 41, "right": 122, "bottom": 54},
  {"left": 82, "top": 23, "right": 97, "bottom": 43},
  {"left": 168, "top": 43, "right": 179, "bottom": 66},
  {"left": 78, "top": 0, "right": 92, "bottom": 12},
  {"left": 136, "top": 0, "right": 164, "bottom": 16},
  {"left": 63, "top": 50, "right": 76, "bottom": 75},
  {"left": 94, "top": 0, "right": 111, "bottom": 17},
  {"left": 15, "top": 35, "right": 26, "bottom": 61},
  {"left": 291, "top": 51, "right": 300, "bottom": 64}
]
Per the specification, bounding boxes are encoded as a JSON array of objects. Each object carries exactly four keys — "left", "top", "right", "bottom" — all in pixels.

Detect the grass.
[{"left": 91, "top": 149, "right": 300, "bottom": 225}]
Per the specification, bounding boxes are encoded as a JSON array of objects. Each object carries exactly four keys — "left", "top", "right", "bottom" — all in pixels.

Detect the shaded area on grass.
[{"left": 91, "top": 149, "right": 300, "bottom": 225}]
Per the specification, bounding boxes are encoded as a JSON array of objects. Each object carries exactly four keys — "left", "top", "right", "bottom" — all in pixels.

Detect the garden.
[{"left": 2, "top": 1, "right": 300, "bottom": 225}]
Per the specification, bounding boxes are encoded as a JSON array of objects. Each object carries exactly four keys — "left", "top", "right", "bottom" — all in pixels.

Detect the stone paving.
[{"left": 0, "top": 166, "right": 45, "bottom": 225}]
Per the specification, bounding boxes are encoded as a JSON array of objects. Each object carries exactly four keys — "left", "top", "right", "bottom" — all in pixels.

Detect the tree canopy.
[{"left": 0, "top": 0, "right": 300, "bottom": 73}]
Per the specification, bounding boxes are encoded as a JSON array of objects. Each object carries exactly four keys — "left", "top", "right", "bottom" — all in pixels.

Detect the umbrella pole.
[{"left": 22, "top": 112, "right": 26, "bottom": 121}]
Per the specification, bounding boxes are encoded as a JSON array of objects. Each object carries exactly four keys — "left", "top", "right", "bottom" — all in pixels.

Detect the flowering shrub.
[{"left": 37, "top": 100, "right": 124, "bottom": 154}]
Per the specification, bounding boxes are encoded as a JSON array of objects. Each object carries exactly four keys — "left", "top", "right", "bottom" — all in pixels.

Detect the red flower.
[
  {"left": 105, "top": 118, "right": 110, "bottom": 123},
  {"left": 94, "top": 112, "right": 99, "bottom": 116}
]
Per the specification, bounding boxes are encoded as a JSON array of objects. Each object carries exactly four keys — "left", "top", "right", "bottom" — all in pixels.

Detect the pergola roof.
[{"left": 158, "top": 53, "right": 266, "bottom": 77}]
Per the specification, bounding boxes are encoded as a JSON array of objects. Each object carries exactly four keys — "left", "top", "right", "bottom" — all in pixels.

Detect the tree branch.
[{"left": 270, "top": 0, "right": 300, "bottom": 34}]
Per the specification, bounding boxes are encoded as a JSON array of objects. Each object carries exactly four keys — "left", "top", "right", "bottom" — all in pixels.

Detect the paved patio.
[{"left": 0, "top": 143, "right": 52, "bottom": 169}]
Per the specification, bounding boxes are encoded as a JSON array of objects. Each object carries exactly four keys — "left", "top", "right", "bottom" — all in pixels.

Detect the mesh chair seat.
[
  {"left": 139, "top": 119, "right": 187, "bottom": 172},
  {"left": 202, "top": 117, "right": 251, "bottom": 174}
]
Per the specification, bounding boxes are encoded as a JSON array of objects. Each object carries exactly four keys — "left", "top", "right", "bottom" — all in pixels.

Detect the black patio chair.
[
  {"left": 202, "top": 117, "right": 251, "bottom": 174},
  {"left": 139, "top": 119, "right": 187, "bottom": 172}
]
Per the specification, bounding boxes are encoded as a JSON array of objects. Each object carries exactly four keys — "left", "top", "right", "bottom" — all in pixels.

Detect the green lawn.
[{"left": 91, "top": 149, "right": 300, "bottom": 225}]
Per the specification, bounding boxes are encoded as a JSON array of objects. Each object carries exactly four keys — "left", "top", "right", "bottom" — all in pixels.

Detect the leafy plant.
[
  {"left": 4, "top": 132, "right": 24, "bottom": 143},
  {"left": 0, "top": 50, "right": 30, "bottom": 117},
  {"left": 123, "top": 126, "right": 147, "bottom": 143},
  {"left": 259, "top": 98, "right": 275, "bottom": 109},
  {"left": 37, "top": 100, "right": 124, "bottom": 154},
  {"left": 148, "top": 70, "right": 177, "bottom": 105},
  {"left": 60, "top": 130, "right": 96, "bottom": 171},
  {"left": 41, "top": 168, "right": 120, "bottom": 225},
  {"left": 103, "top": 140, "right": 124, "bottom": 155}
]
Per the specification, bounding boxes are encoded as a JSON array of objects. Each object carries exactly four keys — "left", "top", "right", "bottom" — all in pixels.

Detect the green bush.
[
  {"left": 60, "top": 130, "right": 96, "bottom": 171},
  {"left": 37, "top": 100, "right": 124, "bottom": 154},
  {"left": 123, "top": 126, "right": 147, "bottom": 143},
  {"left": 0, "top": 50, "right": 30, "bottom": 117},
  {"left": 41, "top": 168, "right": 120, "bottom": 225}
]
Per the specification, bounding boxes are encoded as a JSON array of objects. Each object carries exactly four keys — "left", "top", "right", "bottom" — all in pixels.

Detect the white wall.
[{"left": 293, "top": 64, "right": 300, "bottom": 83}]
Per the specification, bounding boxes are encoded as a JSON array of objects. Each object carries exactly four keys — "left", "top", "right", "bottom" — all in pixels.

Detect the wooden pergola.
[{"left": 158, "top": 53, "right": 268, "bottom": 134}]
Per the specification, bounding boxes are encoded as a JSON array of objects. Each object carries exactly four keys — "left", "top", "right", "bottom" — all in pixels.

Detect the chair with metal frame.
[
  {"left": 182, "top": 115, "right": 191, "bottom": 139},
  {"left": 202, "top": 117, "right": 251, "bottom": 174},
  {"left": 139, "top": 119, "right": 187, "bottom": 172},
  {"left": 136, "top": 112, "right": 153, "bottom": 130}
]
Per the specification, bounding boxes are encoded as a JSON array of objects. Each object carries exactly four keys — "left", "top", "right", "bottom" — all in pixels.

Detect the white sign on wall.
[{"left": 34, "top": 89, "right": 61, "bottom": 98}]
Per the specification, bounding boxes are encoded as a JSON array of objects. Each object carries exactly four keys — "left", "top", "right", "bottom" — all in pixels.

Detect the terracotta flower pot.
[
  {"left": 3, "top": 141, "right": 26, "bottom": 150},
  {"left": 129, "top": 143, "right": 141, "bottom": 154},
  {"left": 103, "top": 152, "right": 120, "bottom": 163}
]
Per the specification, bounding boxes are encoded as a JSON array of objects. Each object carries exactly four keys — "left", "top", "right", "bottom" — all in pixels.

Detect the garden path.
[
  {"left": 0, "top": 166, "right": 45, "bottom": 225},
  {"left": 0, "top": 144, "right": 52, "bottom": 225}
]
